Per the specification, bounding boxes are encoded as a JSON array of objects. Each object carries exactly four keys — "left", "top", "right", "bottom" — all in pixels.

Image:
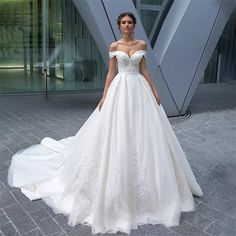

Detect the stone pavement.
[{"left": 0, "top": 82, "right": 236, "bottom": 236}]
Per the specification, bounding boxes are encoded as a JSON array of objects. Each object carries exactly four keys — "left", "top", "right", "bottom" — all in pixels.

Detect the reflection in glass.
[
  {"left": 203, "top": 9, "right": 236, "bottom": 83},
  {"left": 133, "top": 0, "right": 165, "bottom": 40},
  {"left": 140, "top": 9, "right": 159, "bottom": 38},
  {"left": 0, "top": 0, "right": 106, "bottom": 94},
  {"left": 141, "top": 0, "right": 164, "bottom": 5},
  {"left": 0, "top": 0, "right": 44, "bottom": 93}
]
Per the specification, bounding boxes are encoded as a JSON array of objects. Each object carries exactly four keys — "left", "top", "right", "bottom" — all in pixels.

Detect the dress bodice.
[{"left": 109, "top": 50, "right": 146, "bottom": 74}]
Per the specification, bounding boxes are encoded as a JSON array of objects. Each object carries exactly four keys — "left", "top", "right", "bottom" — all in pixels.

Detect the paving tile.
[
  {"left": 28, "top": 207, "right": 50, "bottom": 220},
  {"left": 36, "top": 217, "right": 64, "bottom": 235},
  {"left": 54, "top": 215, "right": 69, "bottom": 227},
  {"left": 4, "top": 203, "right": 37, "bottom": 234},
  {"left": 27, "top": 128, "right": 50, "bottom": 139},
  {"left": 130, "top": 225, "right": 179, "bottom": 236},
  {"left": 0, "top": 161, "right": 9, "bottom": 172},
  {"left": 171, "top": 221, "right": 210, "bottom": 236},
  {"left": 3, "top": 142, "right": 21, "bottom": 154},
  {"left": 49, "top": 232, "right": 67, "bottom": 236},
  {"left": 205, "top": 221, "right": 236, "bottom": 236},
  {"left": 0, "top": 148, "right": 12, "bottom": 162},
  {"left": 0, "top": 170, "right": 8, "bottom": 184},
  {"left": 0, "top": 145, "right": 5, "bottom": 151},
  {"left": 0, "top": 134, "right": 10, "bottom": 143},
  {"left": 199, "top": 192, "right": 236, "bottom": 218},
  {"left": 41, "top": 203, "right": 58, "bottom": 218},
  {"left": 55, "top": 214, "right": 91, "bottom": 235},
  {"left": 8, "top": 133, "right": 27, "bottom": 144},
  {"left": 19, "top": 142, "right": 32, "bottom": 149},
  {"left": 29, "top": 208, "right": 63, "bottom": 235},
  {"left": 0, "top": 221, "right": 20, "bottom": 236},
  {"left": 0, "top": 125, "right": 12, "bottom": 133},
  {"left": 60, "top": 224, "right": 91, "bottom": 236},
  {"left": 11, "top": 189, "right": 42, "bottom": 214},
  {"left": 23, "top": 228, "right": 44, "bottom": 236},
  {"left": 196, "top": 202, "right": 236, "bottom": 230},
  {"left": 181, "top": 211, "right": 213, "bottom": 231},
  {"left": 0, "top": 184, "right": 16, "bottom": 208},
  {"left": 10, "top": 215, "right": 37, "bottom": 235},
  {"left": 0, "top": 213, "right": 9, "bottom": 226},
  {"left": 24, "top": 134, "right": 41, "bottom": 145}
]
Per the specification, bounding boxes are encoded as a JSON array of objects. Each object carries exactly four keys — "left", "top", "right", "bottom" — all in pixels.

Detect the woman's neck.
[{"left": 121, "top": 34, "right": 135, "bottom": 44}]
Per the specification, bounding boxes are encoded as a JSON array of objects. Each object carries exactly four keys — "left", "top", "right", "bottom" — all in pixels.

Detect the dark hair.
[{"left": 117, "top": 12, "right": 136, "bottom": 28}]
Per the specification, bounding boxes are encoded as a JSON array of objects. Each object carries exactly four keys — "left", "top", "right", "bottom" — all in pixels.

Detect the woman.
[{"left": 8, "top": 12, "right": 203, "bottom": 234}]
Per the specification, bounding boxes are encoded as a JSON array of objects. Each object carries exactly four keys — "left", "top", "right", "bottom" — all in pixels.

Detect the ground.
[{"left": 0, "top": 83, "right": 236, "bottom": 236}]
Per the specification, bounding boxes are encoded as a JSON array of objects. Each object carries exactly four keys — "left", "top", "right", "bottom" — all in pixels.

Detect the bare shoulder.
[
  {"left": 109, "top": 42, "right": 118, "bottom": 52},
  {"left": 138, "top": 40, "right": 147, "bottom": 50}
]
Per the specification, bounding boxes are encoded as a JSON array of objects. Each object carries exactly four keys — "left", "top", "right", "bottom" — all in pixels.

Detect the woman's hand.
[{"left": 98, "top": 96, "right": 106, "bottom": 111}]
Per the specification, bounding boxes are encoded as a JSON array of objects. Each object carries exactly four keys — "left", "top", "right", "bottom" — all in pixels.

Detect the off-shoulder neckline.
[{"left": 109, "top": 50, "right": 146, "bottom": 58}]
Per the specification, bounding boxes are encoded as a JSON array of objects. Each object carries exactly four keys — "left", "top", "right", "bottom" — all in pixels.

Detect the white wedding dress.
[{"left": 8, "top": 50, "right": 203, "bottom": 234}]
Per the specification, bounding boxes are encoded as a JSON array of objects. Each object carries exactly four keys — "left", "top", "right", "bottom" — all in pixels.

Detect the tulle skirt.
[{"left": 8, "top": 72, "right": 203, "bottom": 234}]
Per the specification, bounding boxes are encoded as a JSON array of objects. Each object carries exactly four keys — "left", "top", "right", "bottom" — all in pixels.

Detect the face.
[{"left": 119, "top": 15, "right": 134, "bottom": 34}]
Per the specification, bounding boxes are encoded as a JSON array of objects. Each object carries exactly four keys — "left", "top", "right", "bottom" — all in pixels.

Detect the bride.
[{"left": 8, "top": 12, "right": 203, "bottom": 234}]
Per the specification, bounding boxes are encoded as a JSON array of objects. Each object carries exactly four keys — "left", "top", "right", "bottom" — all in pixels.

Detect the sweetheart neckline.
[{"left": 110, "top": 50, "right": 146, "bottom": 58}]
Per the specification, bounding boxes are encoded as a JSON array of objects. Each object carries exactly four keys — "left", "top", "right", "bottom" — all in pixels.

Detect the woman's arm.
[
  {"left": 98, "top": 43, "right": 117, "bottom": 111},
  {"left": 139, "top": 44, "right": 161, "bottom": 105}
]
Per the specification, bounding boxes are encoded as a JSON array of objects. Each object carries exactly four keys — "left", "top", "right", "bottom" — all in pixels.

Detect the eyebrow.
[{"left": 121, "top": 20, "right": 133, "bottom": 23}]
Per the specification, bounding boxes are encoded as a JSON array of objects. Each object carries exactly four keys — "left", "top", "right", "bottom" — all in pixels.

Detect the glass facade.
[
  {"left": 0, "top": 0, "right": 44, "bottom": 93},
  {"left": 1, "top": 0, "right": 234, "bottom": 94},
  {"left": 135, "top": 1, "right": 236, "bottom": 84},
  {"left": 0, "top": 0, "right": 106, "bottom": 94},
  {"left": 133, "top": 0, "right": 164, "bottom": 39},
  {"left": 203, "top": 9, "right": 236, "bottom": 83}
]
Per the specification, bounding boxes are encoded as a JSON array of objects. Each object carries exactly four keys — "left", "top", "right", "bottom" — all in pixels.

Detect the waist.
[{"left": 118, "top": 71, "right": 140, "bottom": 75}]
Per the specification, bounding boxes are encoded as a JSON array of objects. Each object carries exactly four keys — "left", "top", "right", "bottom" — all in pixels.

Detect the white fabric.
[{"left": 8, "top": 50, "right": 203, "bottom": 234}]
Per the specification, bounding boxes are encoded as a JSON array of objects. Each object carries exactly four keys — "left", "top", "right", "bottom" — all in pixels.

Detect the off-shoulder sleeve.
[
  {"left": 141, "top": 50, "right": 147, "bottom": 58},
  {"left": 109, "top": 51, "right": 116, "bottom": 58}
]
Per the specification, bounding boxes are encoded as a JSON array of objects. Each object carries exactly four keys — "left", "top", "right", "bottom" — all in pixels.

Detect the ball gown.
[{"left": 8, "top": 49, "right": 203, "bottom": 234}]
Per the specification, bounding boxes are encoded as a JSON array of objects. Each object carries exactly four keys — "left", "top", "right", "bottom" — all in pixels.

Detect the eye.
[{"left": 121, "top": 20, "right": 133, "bottom": 25}]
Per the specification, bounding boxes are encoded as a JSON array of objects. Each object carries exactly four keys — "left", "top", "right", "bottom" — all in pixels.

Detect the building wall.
[{"left": 0, "top": 0, "right": 235, "bottom": 115}]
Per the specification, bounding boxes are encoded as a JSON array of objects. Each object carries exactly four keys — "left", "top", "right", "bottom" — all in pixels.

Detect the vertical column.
[
  {"left": 42, "top": 0, "right": 47, "bottom": 72},
  {"left": 37, "top": 0, "right": 42, "bottom": 73},
  {"left": 48, "top": 0, "right": 55, "bottom": 77},
  {"left": 29, "top": 0, "right": 33, "bottom": 73},
  {"left": 42, "top": 0, "right": 48, "bottom": 97}
]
